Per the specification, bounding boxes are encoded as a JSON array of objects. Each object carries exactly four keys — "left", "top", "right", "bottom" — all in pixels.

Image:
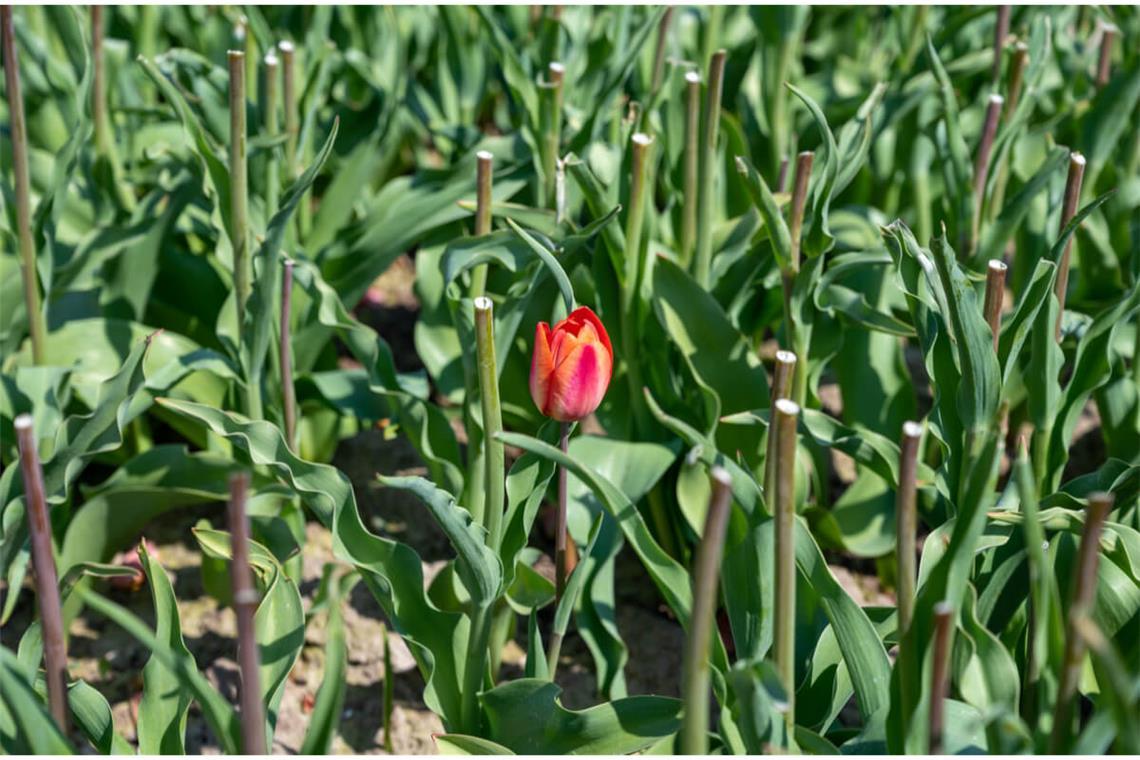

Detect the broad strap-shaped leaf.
[
  {"left": 479, "top": 679, "right": 681, "bottom": 754},
  {"left": 151, "top": 398, "right": 469, "bottom": 728},
  {"left": 0, "top": 646, "right": 73, "bottom": 754}
]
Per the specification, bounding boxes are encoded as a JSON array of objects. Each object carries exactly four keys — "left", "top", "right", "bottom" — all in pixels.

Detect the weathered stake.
[
  {"left": 972, "top": 94, "right": 1004, "bottom": 228},
  {"left": 1096, "top": 23, "right": 1116, "bottom": 88},
  {"left": 896, "top": 421, "right": 922, "bottom": 635},
  {"left": 992, "top": 6, "right": 1011, "bottom": 83},
  {"left": 469, "top": 150, "right": 494, "bottom": 298},
  {"left": 15, "top": 415, "right": 69, "bottom": 733},
  {"left": 2, "top": 7, "right": 48, "bottom": 365},
  {"left": 983, "top": 259, "right": 1007, "bottom": 352},
  {"left": 1050, "top": 492, "right": 1113, "bottom": 751},
  {"left": 773, "top": 398, "right": 800, "bottom": 732},
  {"left": 228, "top": 472, "right": 266, "bottom": 755},
  {"left": 929, "top": 602, "right": 955, "bottom": 754},
  {"left": 1053, "top": 152, "right": 1086, "bottom": 340},
  {"left": 788, "top": 151, "right": 814, "bottom": 273},
  {"left": 680, "top": 467, "right": 734, "bottom": 755},
  {"left": 279, "top": 40, "right": 298, "bottom": 180},
  {"left": 763, "top": 350, "right": 797, "bottom": 499},
  {"left": 473, "top": 297, "right": 505, "bottom": 552}
]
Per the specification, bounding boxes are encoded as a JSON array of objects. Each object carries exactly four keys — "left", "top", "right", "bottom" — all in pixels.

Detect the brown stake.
[
  {"left": 973, "top": 94, "right": 1004, "bottom": 222},
  {"left": 1096, "top": 23, "right": 1116, "bottom": 88},
  {"left": 1053, "top": 152, "right": 1086, "bottom": 340},
  {"left": 788, "top": 151, "right": 814, "bottom": 273},
  {"left": 992, "top": 6, "right": 1011, "bottom": 83},
  {"left": 1004, "top": 42, "right": 1028, "bottom": 120},
  {"left": 929, "top": 601, "right": 955, "bottom": 754},
  {"left": 1050, "top": 492, "right": 1113, "bottom": 751},
  {"left": 776, "top": 156, "right": 789, "bottom": 193},
  {"left": 15, "top": 415, "right": 69, "bottom": 733},
  {"left": 470, "top": 150, "right": 494, "bottom": 298},
  {"left": 983, "top": 259, "right": 1007, "bottom": 352},
  {"left": 773, "top": 398, "right": 800, "bottom": 731},
  {"left": 280, "top": 260, "right": 297, "bottom": 450},
  {"left": 896, "top": 421, "right": 922, "bottom": 636},
  {"left": 228, "top": 472, "right": 266, "bottom": 755}
]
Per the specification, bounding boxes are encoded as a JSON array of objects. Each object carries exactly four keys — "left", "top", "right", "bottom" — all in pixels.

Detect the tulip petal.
[
  {"left": 530, "top": 322, "right": 555, "bottom": 415},
  {"left": 545, "top": 340, "right": 612, "bottom": 421}
]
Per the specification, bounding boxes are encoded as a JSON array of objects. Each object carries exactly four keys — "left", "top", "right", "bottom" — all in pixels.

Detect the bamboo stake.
[
  {"left": 680, "top": 467, "right": 734, "bottom": 755},
  {"left": 91, "top": 5, "right": 109, "bottom": 153},
  {"left": 1095, "top": 23, "right": 1116, "bottom": 88},
  {"left": 263, "top": 51, "right": 280, "bottom": 216},
  {"left": 1050, "top": 492, "right": 1113, "bottom": 752},
  {"left": 681, "top": 71, "right": 701, "bottom": 268},
  {"left": 788, "top": 151, "right": 814, "bottom": 273},
  {"left": 972, "top": 93, "right": 1004, "bottom": 232},
  {"left": 228, "top": 50, "right": 251, "bottom": 325},
  {"left": 1004, "top": 42, "right": 1028, "bottom": 120},
  {"left": 693, "top": 49, "right": 726, "bottom": 288},
  {"left": 983, "top": 259, "right": 1007, "bottom": 352},
  {"left": 279, "top": 41, "right": 298, "bottom": 181},
  {"left": 470, "top": 150, "right": 494, "bottom": 299},
  {"left": 1053, "top": 152, "right": 1086, "bottom": 340},
  {"left": 785, "top": 151, "right": 813, "bottom": 404},
  {"left": 773, "top": 398, "right": 800, "bottom": 732},
  {"left": 473, "top": 297, "right": 505, "bottom": 552},
  {"left": 2, "top": 7, "right": 47, "bottom": 365},
  {"left": 228, "top": 472, "right": 266, "bottom": 755},
  {"left": 896, "top": 421, "right": 922, "bottom": 636},
  {"left": 650, "top": 7, "right": 674, "bottom": 94},
  {"left": 763, "top": 350, "right": 797, "bottom": 499},
  {"left": 15, "top": 415, "right": 69, "bottom": 732}
]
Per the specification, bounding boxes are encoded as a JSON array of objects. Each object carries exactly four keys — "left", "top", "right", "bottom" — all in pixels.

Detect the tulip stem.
[
  {"left": 228, "top": 472, "right": 266, "bottom": 755},
  {"left": 280, "top": 260, "right": 297, "bottom": 451},
  {"left": 929, "top": 602, "right": 954, "bottom": 754},
  {"left": 15, "top": 415, "right": 69, "bottom": 733},
  {"left": 693, "top": 49, "right": 726, "bottom": 289},
  {"left": 680, "top": 71, "right": 701, "bottom": 268},
  {"left": 2, "top": 8, "right": 47, "bottom": 365},
  {"left": 680, "top": 468, "right": 734, "bottom": 755},
  {"left": 1050, "top": 492, "right": 1113, "bottom": 752},
  {"left": 555, "top": 421, "right": 571, "bottom": 601},
  {"left": 773, "top": 398, "right": 800, "bottom": 733},
  {"left": 474, "top": 297, "right": 505, "bottom": 552}
]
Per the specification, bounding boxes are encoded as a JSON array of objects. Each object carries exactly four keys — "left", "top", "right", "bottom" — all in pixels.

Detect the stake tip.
[
  {"left": 13, "top": 413, "right": 33, "bottom": 431},
  {"left": 631, "top": 132, "right": 653, "bottom": 146},
  {"left": 774, "top": 398, "right": 800, "bottom": 417},
  {"left": 933, "top": 601, "right": 954, "bottom": 618},
  {"left": 775, "top": 349, "right": 797, "bottom": 366},
  {"left": 1070, "top": 151, "right": 1086, "bottom": 167},
  {"left": 988, "top": 92, "right": 1005, "bottom": 106},
  {"left": 684, "top": 70, "right": 701, "bottom": 84},
  {"left": 987, "top": 259, "right": 1008, "bottom": 273},
  {"left": 278, "top": 40, "right": 294, "bottom": 53},
  {"left": 476, "top": 149, "right": 494, "bottom": 162},
  {"left": 902, "top": 420, "right": 923, "bottom": 439},
  {"left": 710, "top": 466, "right": 733, "bottom": 487},
  {"left": 264, "top": 52, "right": 279, "bottom": 67},
  {"left": 473, "top": 295, "right": 493, "bottom": 312},
  {"left": 227, "top": 49, "right": 245, "bottom": 61}
]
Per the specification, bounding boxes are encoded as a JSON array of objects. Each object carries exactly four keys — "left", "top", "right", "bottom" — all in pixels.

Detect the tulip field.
[{"left": 3, "top": 4, "right": 1140, "bottom": 756}]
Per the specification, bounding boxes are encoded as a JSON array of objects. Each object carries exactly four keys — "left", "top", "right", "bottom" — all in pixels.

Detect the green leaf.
[
  {"left": 505, "top": 219, "right": 576, "bottom": 315},
  {"left": 0, "top": 646, "right": 73, "bottom": 754},
  {"left": 435, "top": 734, "right": 515, "bottom": 755},
  {"left": 480, "top": 679, "right": 681, "bottom": 754}
]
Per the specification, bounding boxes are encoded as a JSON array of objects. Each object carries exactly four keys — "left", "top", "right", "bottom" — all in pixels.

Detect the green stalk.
[
  {"left": 229, "top": 50, "right": 251, "bottom": 327},
  {"left": 91, "top": 6, "right": 110, "bottom": 154},
  {"left": 1013, "top": 439, "right": 1050, "bottom": 726},
  {"left": 461, "top": 604, "right": 492, "bottom": 734},
  {"left": 1050, "top": 492, "right": 1113, "bottom": 752},
  {"left": 680, "top": 467, "right": 734, "bottom": 755},
  {"left": 650, "top": 7, "right": 673, "bottom": 94},
  {"left": 228, "top": 472, "right": 267, "bottom": 755},
  {"left": 263, "top": 51, "right": 280, "bottom": 217},
  {"left": 771, "top": 28, "right": 798, "bottom": 179},
  {"left": 279, "top": 40, "right": 298, "bottom": 182},
  {"left": 763, "top": 350, "right": 797, "bottom": 500},
  {"left": 983, "top": 259, "right": 1007, "bottom": 352},
  {"left": 1053, "top": 152, "right": 1085, "bottom": 341},
  {"left": 929, "top": 602, "right": 955, "bottom": 754},
  {"left": 773, "top": 398, "right": 800, "bottom": 732},
  {"left": 896, "top": 421, "right": 922, "bottom": 636},
  {"left": 539, "top": 62, "right": 564, "bottom": 209},
  {"left": 2, "top": 8, "right": 47, "bottom": 365},
  {"left": 621, "top": 133, "right": 655, "bottom": 435},
  {"left": 280, "top": 260, "right": 297, "bottom": 451},
  {"left": 693, "top": 49, "right": 726, "bottom": 288},
  {"left": 473, "top": 297, "right": 504, "bottom": 551},
  {"left": 899, "top": 6, "right": 930, "bottom": 73},
  {"left": 680, "top": 71, "right": 700, "bottom": 268},
  {"left": 15, "top": 415, "right": 69, "bottom": 732},
  {"left": 470, "top": 151, "right": 494, "bottom": 299},
  {"left": 555, "top": 421, "right": 571, "bottom": 601},
  {"left": 784, "top": 151, "right": 813, "bottom": 405}
]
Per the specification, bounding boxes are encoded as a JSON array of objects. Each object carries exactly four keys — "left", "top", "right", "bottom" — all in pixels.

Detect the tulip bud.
[{"left": 529, "top": 306, "right": 613, "bottom": 422}]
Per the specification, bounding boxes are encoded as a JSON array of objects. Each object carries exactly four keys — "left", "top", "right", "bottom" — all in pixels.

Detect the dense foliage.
[{"left": 2, "top": 5, "right": 1139, "bottom": 755}]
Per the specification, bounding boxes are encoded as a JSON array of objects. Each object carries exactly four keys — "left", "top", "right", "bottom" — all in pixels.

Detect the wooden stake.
[
  {"left": 1053, "top": 152, "right": 1086, "bottom": 340},
  {"left": 896, "top": 421, "right": 922, "bottom": 635},
  {"left": 228, "top": 472, "right": 266, "bottom": 755},
  {"left": 983, "top": 259, "right": 1007, "bottom": 352}
]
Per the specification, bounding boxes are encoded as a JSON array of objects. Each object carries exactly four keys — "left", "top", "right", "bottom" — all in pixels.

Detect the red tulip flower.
[{"left": 529, "top": 306, "right": 613, "bottom": 422}]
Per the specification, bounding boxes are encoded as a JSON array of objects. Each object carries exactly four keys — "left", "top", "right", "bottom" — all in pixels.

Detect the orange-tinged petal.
[
  {"left": 544, "top": 340, "right": 612, "bottom": 421},
  {"left": 530, "top": 322, "right": 555, "bottom": 415}
]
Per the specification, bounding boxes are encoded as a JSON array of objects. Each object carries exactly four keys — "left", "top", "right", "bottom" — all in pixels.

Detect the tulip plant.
[{"left": 2, "top": 5, "right": 1140, "bottom": 756}]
